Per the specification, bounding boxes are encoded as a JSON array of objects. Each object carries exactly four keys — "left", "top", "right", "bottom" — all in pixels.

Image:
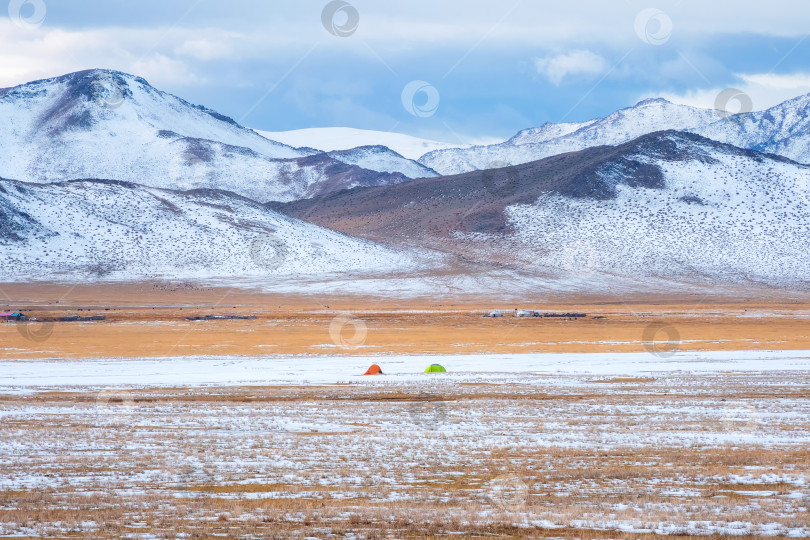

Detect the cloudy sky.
[{"left": 3, "top": 0, "right": 810, "bottom": 143}]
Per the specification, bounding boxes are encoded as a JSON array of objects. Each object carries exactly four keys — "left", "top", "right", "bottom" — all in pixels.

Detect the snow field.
[{"left": 0, "top": 355, "right": 808, "bottom": 536}]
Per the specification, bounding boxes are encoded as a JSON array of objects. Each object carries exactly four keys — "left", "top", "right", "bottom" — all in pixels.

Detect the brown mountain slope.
[{"left": 270, "top": 130, "right": 777, "bottom": 243}]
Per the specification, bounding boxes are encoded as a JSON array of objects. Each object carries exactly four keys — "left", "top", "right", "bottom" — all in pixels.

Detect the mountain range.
[
  {"left": 0, "top": 69, "right": 808, "bottom": 291},
  {"left": 692, "top": 93, "right": 810, "bottom": 164},
  {"left": 417, "top": 97, "right": 810, "bottom": 176},
  {"left": 0, "top": 70, "right": 432, "bottom": 202},
  {"left": 276, "top": 131, "right": 810, "bottom": 286}
]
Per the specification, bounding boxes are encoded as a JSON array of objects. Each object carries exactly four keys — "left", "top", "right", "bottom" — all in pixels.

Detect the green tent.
[{"left": 424, "top": 364, "right": 447, "bottom": 373}]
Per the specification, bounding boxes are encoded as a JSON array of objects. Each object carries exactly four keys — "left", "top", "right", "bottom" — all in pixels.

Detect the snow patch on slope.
[{"left": 257, "top": 127, "right": 469, "bottom": 161}]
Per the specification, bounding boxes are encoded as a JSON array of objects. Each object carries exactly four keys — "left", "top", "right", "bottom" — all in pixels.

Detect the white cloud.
[
  {"left": 657, "top": 72, "right": 810, "bottom": 112},
  {"left": 739, "top": 73, "right": 810, "bottom": 90},
  {"left": 534, "top": 50, "right": 608, "bottom": 85},
  {"left": 131, "top": 54, "right": 203, "bottom": 86},
  {"left": 0, "top": 20, "right": 206, "bottom": 88},
  {"left": 175, "top": 34, "right": 241, "bottom": 61}
]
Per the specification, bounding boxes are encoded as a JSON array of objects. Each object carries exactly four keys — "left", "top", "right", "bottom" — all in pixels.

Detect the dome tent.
[
  {"left": 363, "top": 364, "right": 383, "bottom": 375},
  {"left": 424, "top": 364, "right": 446, "bottom": 373}
]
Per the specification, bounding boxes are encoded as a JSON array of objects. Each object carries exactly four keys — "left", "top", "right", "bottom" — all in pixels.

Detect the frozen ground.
[
  {"left": 2, "top": 350, "right": 810, "bottom": 390},
  {"left": 1, "top": 350, "right": 808, "bottom": 537}
]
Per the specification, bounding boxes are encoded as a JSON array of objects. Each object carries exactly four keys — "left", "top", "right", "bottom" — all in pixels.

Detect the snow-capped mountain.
[
  {"left": 278, "top": 131, "right": 810, "bottom": 286},
  {"left": 418, "top": 99, "right": 721, "bottom": 175},
  {"left": 693, "top": 93, "right": 810, "bottom": 164},
  {"left": 0, "top": 178, "right": 431, "bottom": 280},
  {"left": 327, "top": 146, "right": 438, "bottom": 178},
  {"left": 256, "top": 127, "right": 468, "bottom": 160},
  {"left": 0, "top": 69, "right": 303, "bottom": 161},
  {"left": 505, "top": 120, "right": 598, "bottom": 146},
  {"left": 0, "top": 70, "right": 417, "bottom": 201}
]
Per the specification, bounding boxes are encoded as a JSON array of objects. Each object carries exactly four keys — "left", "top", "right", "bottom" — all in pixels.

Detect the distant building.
[{"left": 0, "top": 312, "right": 24, "bottom": 321}]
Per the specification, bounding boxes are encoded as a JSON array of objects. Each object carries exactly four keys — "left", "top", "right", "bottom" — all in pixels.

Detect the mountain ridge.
[
  {"left": 0, "top": 69, "right": 427, "bottom": 202},
  {"left": 693, "top": 92, "right": 810, "bottom": 164},
  {"left": 417, "top": 98, "right": 722, "bottom": 175},
  {"left": 275, "top": 130, "right": 810, "bottom": 286},
  {"left": 0, "top": 175, "right": 434, "bottom": 280}
]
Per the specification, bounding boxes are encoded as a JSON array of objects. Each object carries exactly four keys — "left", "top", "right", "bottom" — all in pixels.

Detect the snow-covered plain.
[
  {"left": 1, "top": 350, "right": 808, "bottom": 537},
  {"left": 2, "top": 349, "right": 809, "bottom": 390}
]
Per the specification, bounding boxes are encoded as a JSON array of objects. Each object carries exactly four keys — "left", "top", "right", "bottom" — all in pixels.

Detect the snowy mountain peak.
[
  {"left": 419, "top": 97, "right": 718, "bottom": 175},
  {"left": 1, "top": 68, "right": 130, "bottom": 95},
  {"left": 607, "top": 97, "right": 709, "bottom": 121},
  {"left": 0, "top": 68, "right": 302, "bottom": 160},
  {"left": 326, "top": 145, "right": 439, "bottom": 179},
  {"left": 633, "top": 97, "right": 673, "bottom": 107},
  {"left": 506, "top": 120, "right": 599, "bottom": 146},
  {"left": 2, "top": 69, "right": 246, "bottom": 134},
  {"left": 332, "top": 144, "right": 402, "bottom": 154},
  {"left": 693, "top": 91, "right": 810, "bottom": 164},
  {"left": 0, "top": 69, "right": 438, "bottom": 201}
]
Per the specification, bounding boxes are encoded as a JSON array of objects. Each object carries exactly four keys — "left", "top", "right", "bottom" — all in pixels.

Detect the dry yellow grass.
[
  {"left": 0, "top": 281, "right": 809, "bottom": 360},
  {"left": 1, "top": 374, "right": 808, "bottom": 538}
]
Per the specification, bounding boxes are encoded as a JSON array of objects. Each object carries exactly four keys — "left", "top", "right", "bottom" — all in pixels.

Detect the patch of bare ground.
[{"left": 1, "top": 371, "right": 809, "bottom": 537}]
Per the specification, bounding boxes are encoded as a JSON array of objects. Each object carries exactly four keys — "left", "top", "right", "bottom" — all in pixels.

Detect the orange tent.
[{"left": 363, "top": 364, "right": 383, "bottom": 375}]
